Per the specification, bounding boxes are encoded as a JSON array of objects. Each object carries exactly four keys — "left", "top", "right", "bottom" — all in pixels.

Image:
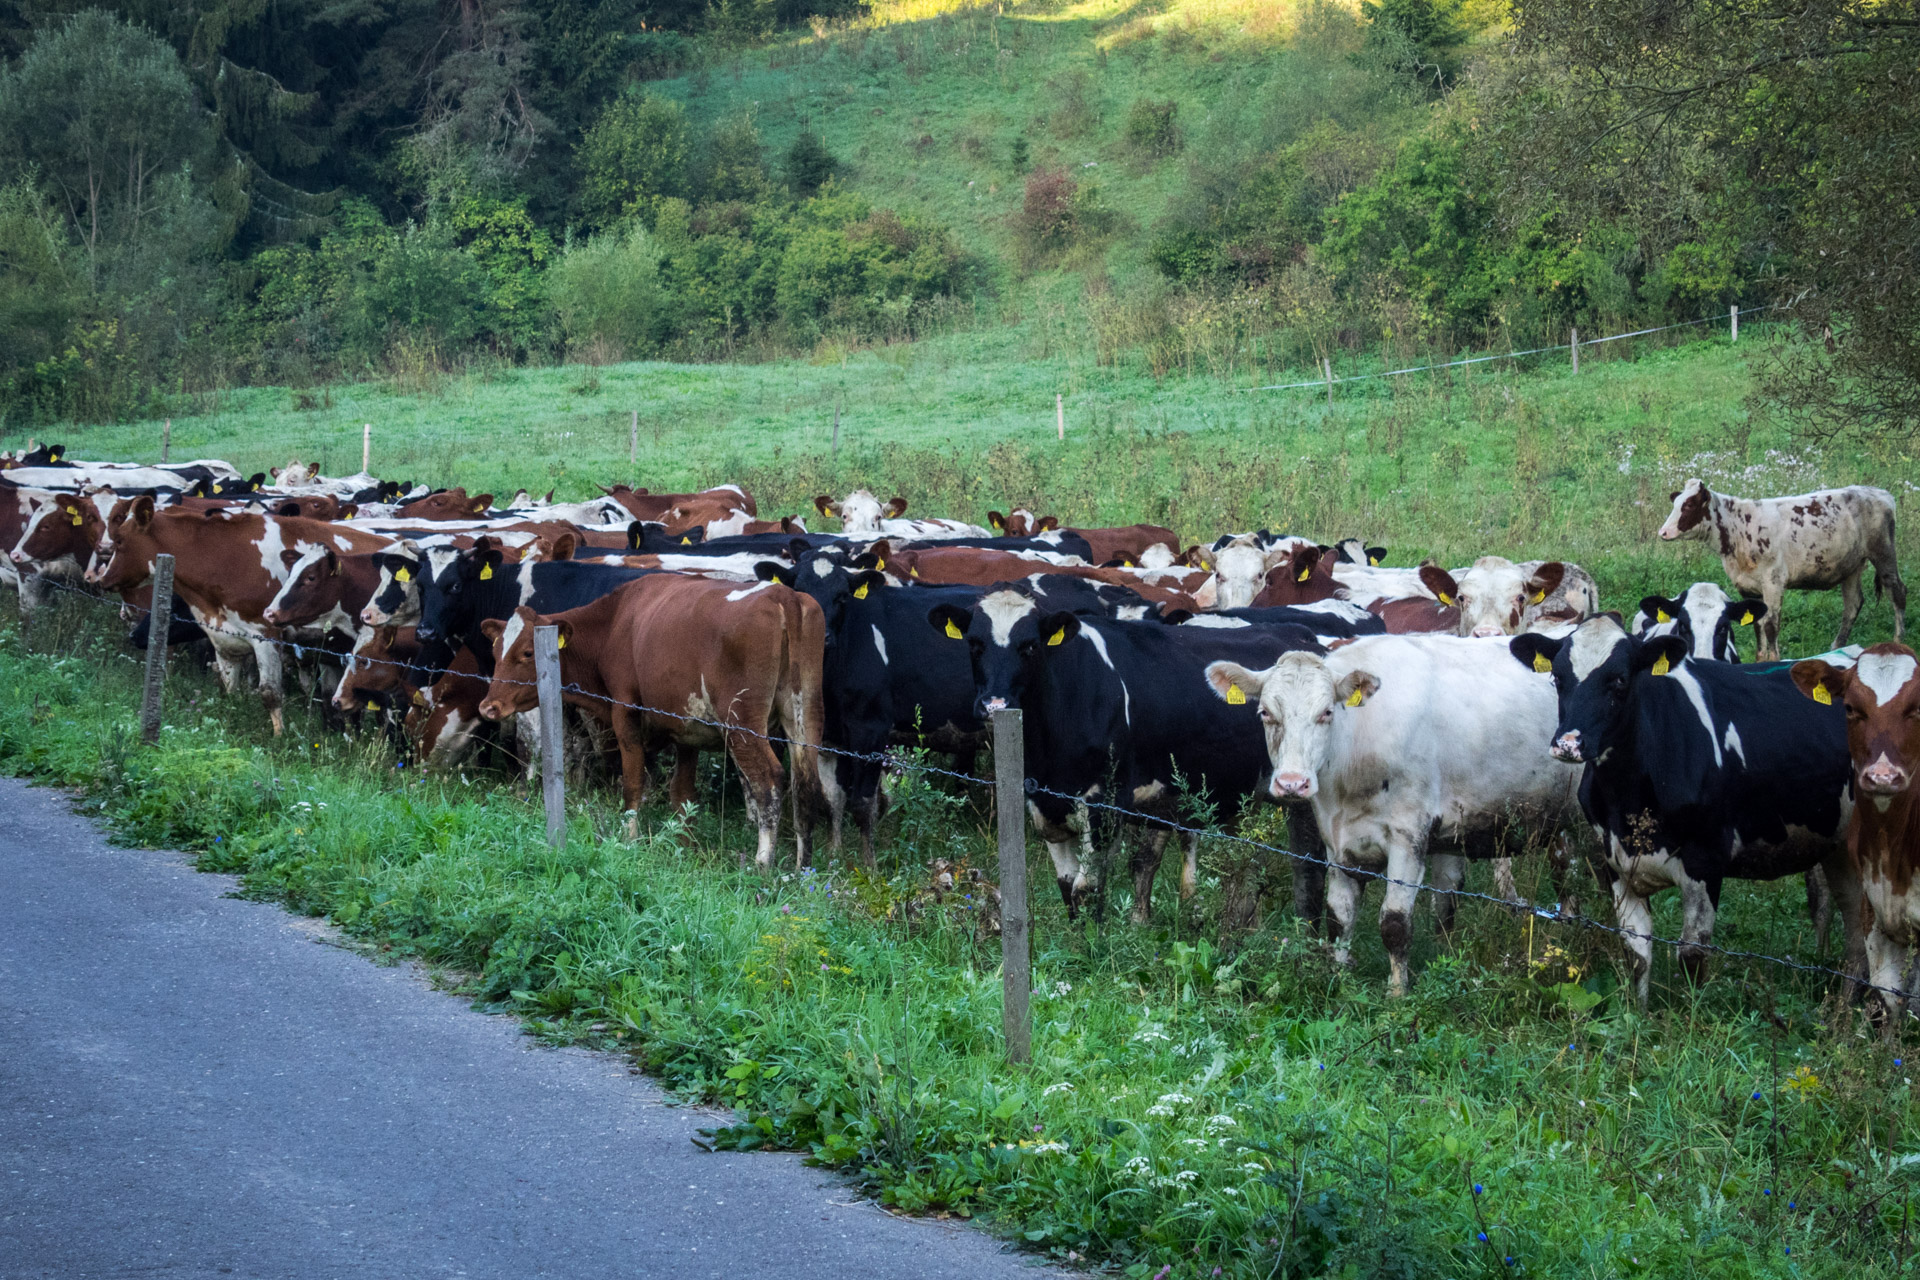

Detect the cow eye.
[{"left": 1314, "top": 708, "right": 1332, "bottom": 724}]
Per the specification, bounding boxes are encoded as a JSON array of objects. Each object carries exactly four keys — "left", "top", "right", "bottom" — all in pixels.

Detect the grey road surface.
[{"left": 0, "top": 777, "right": 1053, "bottom": 1280}]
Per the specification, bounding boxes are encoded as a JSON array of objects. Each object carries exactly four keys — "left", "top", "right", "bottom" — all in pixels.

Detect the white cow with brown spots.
[
  {"left": 1659, "top": 478, "right": 1905, "bottom": 660},
  {"left": 1416, "top": 557, "right": 1601, "bottom": 639},
  {"left": 813, "top": 490, "right": 990, "bottom": 541}
]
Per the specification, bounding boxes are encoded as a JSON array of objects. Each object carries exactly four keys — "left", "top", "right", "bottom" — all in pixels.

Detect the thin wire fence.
[{"left": 20, "top": 569, "right": 1904, "bottom": 1005}]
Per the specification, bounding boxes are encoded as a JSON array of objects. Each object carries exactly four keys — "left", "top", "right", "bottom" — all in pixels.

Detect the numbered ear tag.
[
  {"left": 944, "top": 619, "right": 963, "bottom": 640},
  {"left": 394, "top": 566, "right": 411, "bottom": 583},
  {"left": 1655, "top": 609, "right": 1670, "bottom": 623},
  {"left": 853, "top": 582, "right": 869, "bottom": 600},
  {"left": 1651, "top": 654, "right": 1670, "bottom": 676},
  {"left": 1533, "top": 654, "right": 1552, "bottom": 673},
  {"left": 1048, "top": 626, "right": 1067, "bottom": 646},
  {"left": 1437, "top": 592, "right": 1454, "bottom": 607},
  {"left": 1345, "top": 688, "right": 1366, "bottom": 707},
  {"left": 1739, "top": 610, "right": 1754, "bottom": 626},
  {"left": 1811, "top": 682, "right": 1831, "bottom": 705},
  {"left": 479, "top": 563, "right": 493, "bottom": 580},
  {"left": 1123, "top": 559, "right": 1133, "bottom": 567},
  {"left": 1225, "top": 685, "right": 1246, "bottom": 705},
  {"left": 68, "top": 509, "right": 83, "bottom": 526}
]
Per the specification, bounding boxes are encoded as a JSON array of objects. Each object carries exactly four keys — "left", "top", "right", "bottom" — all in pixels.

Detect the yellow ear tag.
[
  {"left": 1655, "top": 609, "right": 1670, "bottom": 623},
  {"left": 1297, "top": 566, "right": 1312, "bottom": 581},
  {"left": 1530, "top": 590, "right": 1546, "bottom": 604},
  {"left": 1047, "top": 626, "right": 1067, "bottom": 646},
  {"left": 910, "top": 566, "right": 920, "bottom": 578},
  {"left": 1533, "top": 653, "right": 1552, "bottom": 674},
  {"left": 1811, "top": 682, "right": 1831, "bottom": 705},
  {"left": 1369, "top": 555, "right": 1381, "bottom": 566},
  {"left": 1437, "top": 592, "right": 1454, "bottom": 607},
  {"left": 1651, "top": 654, "right": 1671, "bottom": 676},
  {"left": 1739, "top": 610, "right": 1754, "bottom": 626},
  {"left": 945, "top": 619, "right": 963, "bottom": 640},
  {"left": 1123, "top": 558, "right": 1133, "bottom": 567},
  {"left": 395, "top": 566, "right": 411, "bottom": 583},
  {"left": 990, "top": 518, "right": 1002, "bottom": 530},
  {"left": 874, "top": 557, "right": 884, "bottom": 570},
  {"left": 68, "top": 509, "right": 83, "bottom": 526},
  {"left": 479, "top": 563, "right": 493, "bottom": 580},
  {"left": 1345, "top": 688, "right": 1366, "bottom": 708},
  {"left": 556, "top": 632, "right": 566, "bottom": 649},
  {"left": 1225, "top": 685, "right": 1246, "bottom": 705},
  {"left": 50, "top": 453, "right": 60, "bottom": 462},
  {"left": 853, "top": 582, "right": 869, "bottom": 600},
  {"left": 680, "top": 536, "right": 691, "bottom": 545}
]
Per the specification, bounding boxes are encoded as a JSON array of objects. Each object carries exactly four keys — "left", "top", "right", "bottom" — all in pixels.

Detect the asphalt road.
[{"left": 0, "top": 776, "right": 1054, "bottom": 1280}]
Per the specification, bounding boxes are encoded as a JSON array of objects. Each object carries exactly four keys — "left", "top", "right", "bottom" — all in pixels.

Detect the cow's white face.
[
  {"left": 1207, "top": 652, "right": 1373, "bottom": 800},
  {"left": 1453, "top": 557, "right": 1528, "bottom": 638},
  {"left": 1659, "top": 479, "right": 1711, "bottom": 541},
  {"left": 836, "top": 490, "right": 885, "bottom": 534}
]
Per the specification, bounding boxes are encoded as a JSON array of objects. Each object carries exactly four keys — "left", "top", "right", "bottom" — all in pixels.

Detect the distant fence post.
[
  {"left": 993, "top": 707, "right": 1030, "bottom": 1065},
  {"left": 534, "top": 625, "right": 566, "bottom": 849},
  {"left": 140, "top": 553, "right": 175, "bottom": 746},
  {"left": 361, "top": 422, "right": 371, "bottom": 474},
  {"left": 1570, "top": 327, "right": 1580, "bottom": 375},
  {"left": 1321, "top": 355, "right": 1334, "bottom": 407},
  {"left": 629, "top": 409, "right": 638, "bottom": 466},
  {"left": 1056, "top": 392, "right": 1064, "bottom": 442},
  {"left": 161, "top": 419, "right": 171, "bottom": 465},
  {"left": 1730, "top": 305, "right": 1739, "bottom": 343}
]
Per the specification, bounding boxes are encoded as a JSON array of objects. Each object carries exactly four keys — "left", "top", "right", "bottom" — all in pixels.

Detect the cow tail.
[{"left": 778, "top": 590, "right": 827, "bottom": 827}]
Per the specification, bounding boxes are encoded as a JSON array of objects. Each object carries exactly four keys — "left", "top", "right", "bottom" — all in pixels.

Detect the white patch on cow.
[
  {"left": 332, "top": 535, "right": 354, "bottom": 552},
  {"left": 1114, "top": 605, "right": 1150, "bottom": 622},
  {"left": 1181, "top": 614, "right": 1248, "bottom": 629},
  {"left": 1290, "top": 598, "right": 1374, "bottom": 624},
  {"left": 1138, "top": 544, "right": 1175, "bottom": 570},
  {"left": 497, "top": 610, "right": 527, "bottom": 658},
  {"left": 1667, "top": 663, "right": 1722, "bottom": 768},
  {"left": 1723, "top": 722, "right": 1745, "bottom": 765},
  {"left": 1080, "top": 624, "right": 1114, "bottom": 669},
  {"left": 980, "top": 590, "right": 1036, "bottom": 647},
  {"left": 725, "top": 581, "right": 774, "bottom": 602},
  {"left": 1569, "top": 619, "right": 1627, "bottom": 681},
  {"left": 871, "top": 624, "right": 889, "bottom": 664},
  {"left": 254, "top": 518, "right": 291, "bottom": 580},
  {"left": 810, "top": 560, "right": 832, "bottom": 578},
  {"left": 1122, "top": 679, "right": 1131, "bottom": 726},
  {"left": 1856, "top": 651, "right": 1918, "bottom": 706}
]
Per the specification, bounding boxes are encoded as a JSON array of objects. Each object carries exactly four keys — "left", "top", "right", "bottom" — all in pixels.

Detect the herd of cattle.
[{"left": 3, "top": 440, "right": 1918, "bottom": 1020}]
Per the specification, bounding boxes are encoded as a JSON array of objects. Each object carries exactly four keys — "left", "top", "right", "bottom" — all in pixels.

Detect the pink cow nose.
[
  {"left": 1861, "top": 754, "right": 1911, "bottom": 794},
  {"left": 1270, "top": 771, "right": 1314, "bottom": 799},
  {"left": 9, "top": 549, "right": 26, "bottom": 565},
  {"left": 1471, "top": 625, "right": 1504, "bottom": 639},
  {"left": 982, "top": 696, "right": 1007, "bottom": 714},
  {"left": 1551, "top": 731, "right": 1583, "bottom": 763}
]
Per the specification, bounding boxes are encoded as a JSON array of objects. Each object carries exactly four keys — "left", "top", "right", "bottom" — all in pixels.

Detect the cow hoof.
[{"left": 621, "top": 810, "right": 639, "bottom": 841}]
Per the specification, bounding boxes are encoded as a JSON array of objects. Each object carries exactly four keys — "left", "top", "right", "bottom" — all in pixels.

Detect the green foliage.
[
  {"left": 1360, "top": 0, "right": 1469, "bottom": 91},
  {"left": 577, "top": 91, "right": 693, "bottom": 228},
  {"left": 548, "top": 222, "right": 665, "bottom": 358},
  {"left": 783, "top": 131, "right": 839, "bottom": 196},
  {"left": 1121, "top": 97, "right": 1181, "bottom": 161},
  {"left": 698, "top": 113, "right": 770, "bottom": 205},
  {"left": 446, "top": 196, "right": 556, "bottom": 350}
]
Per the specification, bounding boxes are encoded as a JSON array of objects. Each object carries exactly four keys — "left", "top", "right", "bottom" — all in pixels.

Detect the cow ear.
[
  {"left": 339, "top": 503, "right": 358, "bottom": 520},
  {"left": 479, "top": 618, "right": 506, "bottom": 642},
  {"left": 1637, "top": 595, "right": 1682, "bottom": 626},
  {"left": 865, "top": 538, "right": 892, "bottom": 568},
  {"left": 1290, "top": 545, "right": 1327, "bottom": 581},
  {"left": 1204, "top": 660, "right": 1264, "bottom": 706},
  {"left": 1037, "top": 516, "right": 1060, "bottom": 532},
  {"left": 1668, "top": 490, "right": 1681, "bottom": 503},
  {"left": 849, "top": 570, "right": 886, "bottom": 599},
  {"left": 1730, "top": 598, "right": 1766, "bottom": 627},
  {"left": 987, "top": 510, "right": 1006, "bottom": 532},
  {"left": 886, "top": 496, "right": 909, "bottom": 519},
  {"left": 1334, "top": 670, "right": 1380, "bottom": 708},
  {"left": 779, "top": 515, "right": 806, "bottom": 534},
  {"left": 548, "top": 532, "right": 577, "bottom": 561},
  {"left": 131, "top": 495, "right": 155, "bottom": 528},
  {"left": 1367, "top": 546, "right": 1387, "bottom": 566},
  {"left": 1036, "top": 610, "right": 1080, "bottom": 649},
  {"left": 784, "top": 535, "right": 814, "bottom": 562},
  {"left": 626, "top": 520, "right": 647, "bottom": 551},
  {"left": 1790, "top": 659, "right": 1845, "bottom": 706},
  {"left": 1637, "top": 635, "right": 1689, "bottom": 677},
  {"left": 553, "top": 620, "right": 574, "bottom": 652},
  {"left": 1159, "top": 608, "right": 1194, "bottom": 625},
  {"left": 1418, "top": 564, "right": 1460, "bottom": 607},
  {"left": 1509, "top": 633, "right": 1564, "bottom": 675},
  {"left": 324, "top": 549, "right": 341, "bottom": 575},
  {"left": 755, "top": 561, "right": 797, "bottom": 586},
  {"left": 471, "top": 494, "right": 493, "bottom": 513},
  {"left": 1524, "top": 562, "right": 1566, "bottom": 605},
  {"left": 928, "top": 603, "right": 974, "bottom": 641},
  {"left": 279, "top": 547, "right": 304, "bottom": 568},
  {"left": 814, "top": 495, "right": 836, "bottom": 518}
]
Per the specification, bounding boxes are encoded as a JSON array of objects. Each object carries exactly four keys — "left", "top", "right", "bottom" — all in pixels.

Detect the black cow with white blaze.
[
  {"left": 928, "top": 587, "right": 1325, "bottom": 926},
  {"left": 1509, "top": 616, "right": 1866, "bottom": 1005},
  {"left": 1631, "top": 581, "right": 1766, "bottom": 663}
]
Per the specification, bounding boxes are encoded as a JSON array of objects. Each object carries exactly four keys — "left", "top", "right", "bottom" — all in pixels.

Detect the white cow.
[
  {"left": 814, "top": 490, "right": 990, "bottom": 541},
  {"left": 1658, "top": 478, "right": 1906, "bottom": 660},
  {"left": 1207, "top": 532, "right": 1315, "bottom": 609},
  {"left": 1206, "top": 635, "right": 1582, "bottom": 994},
  {"left": 1417, "top": 557, "right": 1601, "bottom": 638}
]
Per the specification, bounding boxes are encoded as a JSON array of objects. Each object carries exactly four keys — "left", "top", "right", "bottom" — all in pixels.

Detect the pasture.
[{"left": 3, "top": 332, "right": 1917, "bottom": 1278}]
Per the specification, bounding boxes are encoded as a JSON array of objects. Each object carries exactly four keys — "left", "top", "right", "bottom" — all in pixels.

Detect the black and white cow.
[
  {"left": 1331, "top": 538, "right": 1388, "bottom": 567},
  {"left": 928, "top": 589, "right": 1324, "bottom": 925},
  {"left": 1509, "top": 616, "right": 1867, "bottom": 1005},
  {"left": 414, "top": 546, "right": 660, "bottom": 677},
  {"left": 1630, "top": 581, "right": 1766, "bottom": 663}
]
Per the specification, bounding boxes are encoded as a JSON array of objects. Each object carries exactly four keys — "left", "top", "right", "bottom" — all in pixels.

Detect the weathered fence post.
[
  {"left": 1056, "top": 392, "right": 1064, "bottom": 442},
  {"left": 361, "top": 422, "right": 372, "bottom": 474},
  {"left": 993, "top": 707, "right": 1030, "bottom": 1065},
  {"left": 534, "top": 625, "right": 566, "bottom": 849},
  {"left": 1730, "top": 304, "right": 1739, "bottom": 343},
  {"left": 629, "top": 409, "right": 638, "bottom": 466},
  {"left": 1322, "top": 355, "right": 1335, "bottom": 406},
  {"left": 161, "top": 419, "right": 171, "bottom": 465},
  {"left": 1570, "top": 327, "right": 1580, "bottom": 374},
  {"left": 140, "top": 553, "right": 175, "bottom": 746}
]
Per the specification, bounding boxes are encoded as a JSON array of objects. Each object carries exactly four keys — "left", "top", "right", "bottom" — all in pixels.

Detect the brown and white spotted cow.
[
  {"left": 89, "top": 501, "right": 394, "bottom": 733},
  {"left": 1660, "top": 478, "right": 1906, "bottom": 661},
  {"left": 476, "top": 575, "right": 826, "bottom": 866},
  {"left": 815, "top": 490, "right": 990, "bottom": 541},
  {"left": 1792, "top": 643, "right": 1920, "bottom": 1024},
  {"left": 1416, "top": 557, "right": 1601, "bottom": 638}
]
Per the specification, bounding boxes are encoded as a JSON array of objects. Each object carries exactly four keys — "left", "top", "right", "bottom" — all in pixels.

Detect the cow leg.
[
  {"left": 1378, "top": 835, "right": 1428, "bottom": 995},
  {"left": 1806, "top": 865, "right": 1833, "bottom": 954},
  {"left": 1874, "top": 541, "right": 1908, "bottom": 642},
  {"left": 725, "top": 731, "right": 785, "bottom": 869},
  {"left": 1325, "top": 862, "right": 1364, "bottom": 967},
  {"left": 17, "top": 571, "right": 46, "bottom": 618},
  {"left": 1864, "top": 926, "right": 1910, "bottom": 1028},
  {"left": 1430, "top": 853, "right": 1464, "bottom": 937},
  {"left": 1677, "top": 876, "right": 1717, "bottom": 989},
  {"left": 666, "top": 742, "right": 697, "bottom": 809},
  {"left": 816, "top": 755, "right": 847, "bottom": 851},
  {"left": 1287, "top": 803, "right": 1327, "bottom": 935},
  {"left": 1610, "top": 875, "right": 1656, "bottom": 1009},
  {"left": 1128, "top": 827, "right": 1170, "bottom": 926},
  {"left": 1836, "top": 570, "right": 1865, "bottom": 648},
  {"left": 845, "top": 758, "right": 883, "bottom": 871},
  {"left": 1820, "top": 846, "right": 1869, "bottom": 992},
  {"left": 1179, "top": 830, "right": 1200, "bottom": 900},
  {"left": 253, "top": 639, "right": 285, "bottom": 737},
  {"left": 1491, "top": 857, "right": 1520, "bottom": 906},
  {"left": 1759, "top": 580, "right": 1786, "bottom": 661}
]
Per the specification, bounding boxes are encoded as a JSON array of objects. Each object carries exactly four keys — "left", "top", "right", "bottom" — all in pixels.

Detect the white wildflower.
[
  {"left": 1241, "top": 1162, "right": 1267, "bottom": 1175},
  {"left": 1042, "top": 1081, "right": 1075, "bottom": 1097},
  {"left": 1145, "top": 1104, "right": 1174, "bottom": 1118},
  {"left": 1052, "top": 980, "right": 1072, "bottom": 997},
  {"left": 1182, "top": 1138, "right": 1209, "bottom": 1150},
  {"left": 1173, "top": 1169, "right": 1200, "bottom": 1184},
  {"left": 1123, "top": 1155, "right": 1153, "bottom": 1179},
  {"left": 1032, "top": 1141, "right": 1068, "bottom": 1155},
  {"left": 1157, "top": 1092, "right": 1193, "bottom": 1106},
  {"left": 1204, "top": 1114, "right": 1237, "bottom": 1134}
]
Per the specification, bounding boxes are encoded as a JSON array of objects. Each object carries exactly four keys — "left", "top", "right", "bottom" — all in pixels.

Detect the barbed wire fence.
[{"left": 18, "top": 567, "right": 1908, "bottom": 1047}]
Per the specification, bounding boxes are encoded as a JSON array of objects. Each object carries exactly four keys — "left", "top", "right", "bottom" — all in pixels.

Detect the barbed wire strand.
[{"left": 18, "top": 564, "right": 1912, "bottom": 1005}]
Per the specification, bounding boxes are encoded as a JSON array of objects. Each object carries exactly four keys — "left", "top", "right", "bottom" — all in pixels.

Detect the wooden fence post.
[
  {"left": 1570, "top": 327, "right": 1580, "bottom": 374},
  {"left": 161, "top": 419, "right": 171, "bottom": 465},
  {"left": 362, "top": 423, "right": 371, "bottom": 474},
  {"left": 140, "top": 553, "right": 175, "bottom": 746},
  {"left": 993, "top": 707, "right": 1030, "bottom": 1065},
  {"left": 1322, "top": 355, "right": 1335, "bottom": 406},
  {"left": 534, "top": 625, "right": 566, "bottom": 849},
  {"left": 1056, "top": 393, "right": 1065, "bottom": 442},
  {"left": 1730, "top": 305, "right": 1739, "bottom": 343},
  {"left": 629, "top": 409, "right": 638, "bottom": 466}
]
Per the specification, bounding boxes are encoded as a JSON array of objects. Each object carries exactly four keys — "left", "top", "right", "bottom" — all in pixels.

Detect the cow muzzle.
[
  {"left": 1860, "top": 753, "right": 1912, "bottom": 796},
  {"left": 1270, "top": 771, "right": 1314, "bottom": 800},
  {"left": 981, "top": 696, "right": 1008, "bottom": 716},
  {"left": 478, "top": 699, "right": 507, "bottom": 722},
  {"left": 1550, "top": 730, "right": 1583, "bottom": 763},
  {"left": 360, "top": 605, "right": 388, "bottom": 626},
  {"left": 8, "top": 549, "right": 26, "bottom": 566},
  {"left": 1470, "top": 625, "right": 1505, "bottom": 639}
]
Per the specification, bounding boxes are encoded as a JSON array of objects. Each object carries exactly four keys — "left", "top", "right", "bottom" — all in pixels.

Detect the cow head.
[
  {"left": 929, "top": 589, "right": 1081, "bottom": 717},
  {"left": 334, "top": 625, "right": 408, "bottom": 712},
  {"left": 1659, "top": 479, "right": 1713, "bottom": 541},
  {"left": 1508, "top": 615, "right": 1688, "bottom": 765},
  {"left": 1204, "top": 652, "right": 1378, "bottom": 800},
  {"left": 772, "top": 553, "right": 886, "bottom": 643},
  {"left": 478, "top": 606, "right": 566, "bottom": 721},
  {"left": 1211, "top": 532, "right": 1311, "bottom": 610},
  {"left": 822, "top": 490, "right": 886, "bottom": 535},
  {"left": 362, "top": 544, "right": 423, "bottom": 626},
  {"left": 1331, "top": 538, "right": 1388, "bottom": 567},
  {"left": 13, "top": 492, "right": 98, "bottom": 568},
  {"left": 1421, "top": 557, "right": 1571, "bottom": 638},
  {"left": 416, "top": 539, "right": 503, "bottom": 644},
  {"left": 1793, "top": 643, "right": 1920, "bottom": 806},
  {"left": 1634, "top": 582, "right": 1765, "bottom": 662},
  {"left": 89, "top": 495, "right": 159, "bottom": 591},
  {"left": 1252, "top": 545, "right": 1339, "bottom": 608},
  {"left": 263, "top": 546, "right": 342, "bottom": 627}
]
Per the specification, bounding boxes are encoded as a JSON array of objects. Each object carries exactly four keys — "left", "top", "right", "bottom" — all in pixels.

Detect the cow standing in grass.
[{"left": 1658, "top": 478, "right": 1905, "bottom": 660}]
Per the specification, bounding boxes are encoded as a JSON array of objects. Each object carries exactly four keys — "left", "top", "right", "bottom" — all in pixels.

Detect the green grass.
[{"left": 2, "top": 557, "right": 1916, "bottom": 1279}]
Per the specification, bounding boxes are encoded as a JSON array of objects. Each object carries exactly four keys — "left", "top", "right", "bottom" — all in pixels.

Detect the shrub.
[
  {"left": 1122, "top": 97, "right": 1181, "bottom": 159},
  {"left": 350, "top": 221, "right": 490, "bottom": 349},
  {"left": 577, "top": 91, "right": 692, "bottom": 227},
  {"left": 784, "top": 131, "right": 839, "bottom": 196},
  {"left": 1012, "top": 168, "right": 1113, "bottom": 257},
  {"left": 1359, "top": 0, "right": 1469, "bottom": 91},
  {"left": 548, "top": 223, "right": 665, "bottom": 359},
  {"left": 699, "top": 114, "right": 769, "bottom": 204}
]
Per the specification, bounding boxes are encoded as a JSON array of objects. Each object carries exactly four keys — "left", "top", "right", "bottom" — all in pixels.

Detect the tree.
[
  {"left": 1500, "top": 0, "right": 1920, "bottom": 435},
  {"left": 577, "top": 91, "right": 692, "bottom": 226},
  {"left": 1360, "top": 0, "right": 1469, "bottom": 91}
]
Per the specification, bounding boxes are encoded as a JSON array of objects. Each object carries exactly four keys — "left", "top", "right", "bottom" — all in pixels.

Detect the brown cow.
[
  {"left": 888, "top": 545, "right": 1197, "bottom": 613},
  {"left": 476, "top": 575, "right": 826, "bottom": 865},
  {"left": 598, "top": 483, "right": 759, "bottom": 520},
  {"left": 404, "top": 647, "right": 497, "bottom": 771},
  {"left": 268, "top": 494, "right": 356, "bottom": 522},
  {"left": 1791, "top": 643, "right": 1920, "bottom": 1024},
  {"left": 395, "top": 487, "right": 496, "bottom": 521},
  {"left": 1251, "top": 547, "right": 1460, "bottom": 633}
]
